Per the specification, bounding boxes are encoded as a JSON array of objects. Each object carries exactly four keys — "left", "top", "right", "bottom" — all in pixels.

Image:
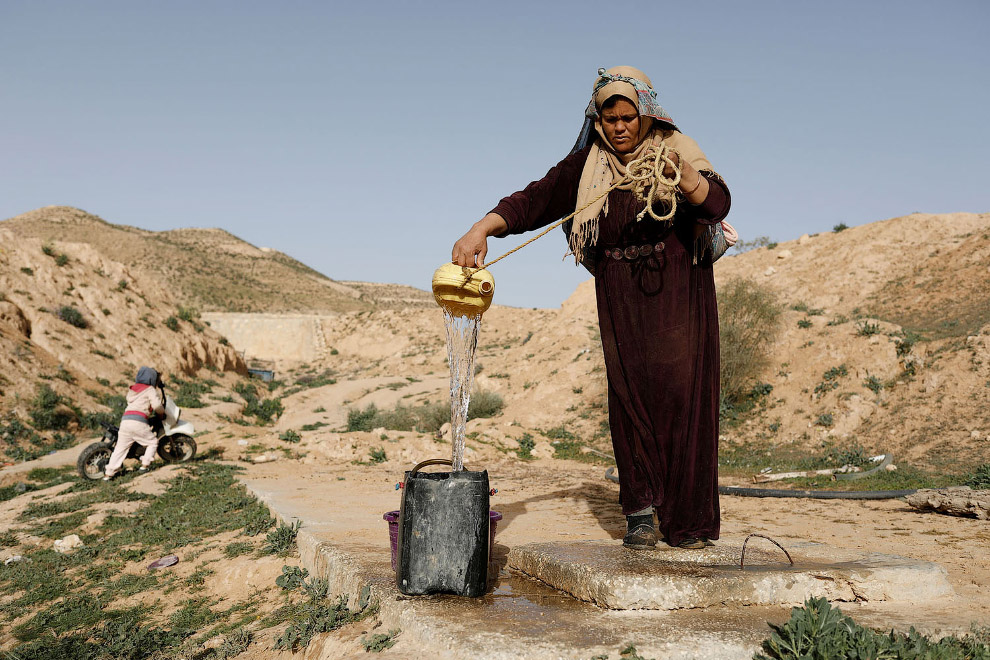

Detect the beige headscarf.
[{"left": 568, "top": 66, "right": 713, "bottom": 263}]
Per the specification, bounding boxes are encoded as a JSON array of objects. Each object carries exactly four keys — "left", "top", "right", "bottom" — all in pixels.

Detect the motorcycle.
[{"left": 76, "top": 394, "right": 197, "bottom": 480}]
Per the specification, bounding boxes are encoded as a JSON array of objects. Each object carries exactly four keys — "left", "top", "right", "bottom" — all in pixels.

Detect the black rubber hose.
[
  {"left": 603, "top": 467, "right": 917, "bottom": 500},
  {"left": 716, "top": 485, "right": 917, "bottom": 500}
]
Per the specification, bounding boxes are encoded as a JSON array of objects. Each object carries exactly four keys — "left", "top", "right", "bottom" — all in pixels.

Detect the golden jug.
[{"left": 431, "top": 263, "right": 495, "bottom": 317}]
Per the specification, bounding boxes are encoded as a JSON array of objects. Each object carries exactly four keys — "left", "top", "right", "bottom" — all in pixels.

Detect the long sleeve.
[
  {"left": 490, "top": 146, "right": 592, "bottom": 235},
  {"left": 687, "top": 173, "right": 731, "bottom": 225}
]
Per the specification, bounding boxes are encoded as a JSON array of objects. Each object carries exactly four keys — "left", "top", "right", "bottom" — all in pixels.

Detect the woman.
[{"left": 452, "top": 66, "right": 730, "bottom": 549}]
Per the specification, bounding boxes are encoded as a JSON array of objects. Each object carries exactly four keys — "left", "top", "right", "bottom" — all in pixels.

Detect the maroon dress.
[{"left": 492, "top": 144, "right": 730, "bottom": 546}]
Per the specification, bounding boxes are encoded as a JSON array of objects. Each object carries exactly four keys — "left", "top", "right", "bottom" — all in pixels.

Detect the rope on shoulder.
[{"left": 481, "top": 144, "right": 682, "bottom": 270}]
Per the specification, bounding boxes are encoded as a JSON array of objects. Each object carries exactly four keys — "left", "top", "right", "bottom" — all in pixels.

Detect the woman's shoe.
[
  {"left": 622, "top": 513, "right": 657, "bottom": 549},
  {"left": 677, "top": 537, "right": 708, "bottom": 550},
  {"left": 138, "top": 466, "right": 150, "bottom": 473},
  {"left": 102, "top": 474, "right": 114, "bottom": 482}
]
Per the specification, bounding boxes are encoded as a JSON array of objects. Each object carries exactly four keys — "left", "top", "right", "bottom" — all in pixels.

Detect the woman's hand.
[
  {"left": 451, "top": 213, "right": 508, "bottom": 267},
  {"left": 670, "top": 152, "right": 709, "bottom": 204}
]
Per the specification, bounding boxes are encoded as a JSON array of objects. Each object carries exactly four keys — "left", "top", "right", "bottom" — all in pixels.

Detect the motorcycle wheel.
[
  {"left": 77, "top": 442, "right": 114, "bottom": 480},
  {"left": 157, "top": 435, "right": 197, "bottom": 463}
]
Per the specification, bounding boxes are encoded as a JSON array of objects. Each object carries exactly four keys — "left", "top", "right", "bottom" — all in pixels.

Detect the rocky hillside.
[
  {"left": 0, "top": 224, "right": 246, "bottom": 461},
  {"left": 268, "top": 212, "right": 990, "bottom": 477},
  {"left": 0, "top": 206, "right": 426, "bottom": 314}
]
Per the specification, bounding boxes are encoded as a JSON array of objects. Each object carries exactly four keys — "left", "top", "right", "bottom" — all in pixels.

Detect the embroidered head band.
[{"left": 584, "top": 67, "right": 676, "bottom": 128}]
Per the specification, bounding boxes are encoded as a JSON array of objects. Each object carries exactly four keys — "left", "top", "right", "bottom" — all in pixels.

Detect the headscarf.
[
  {"left": 567, "top": 66, "right": 714, "bottom": 264},
  {"left": 135, "top": 366, "right": 160, "bottom": 387}
]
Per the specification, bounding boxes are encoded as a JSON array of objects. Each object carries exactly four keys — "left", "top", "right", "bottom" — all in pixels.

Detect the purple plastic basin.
[{"left": 383, "top": 510, "right": 502, "bottom": 571}]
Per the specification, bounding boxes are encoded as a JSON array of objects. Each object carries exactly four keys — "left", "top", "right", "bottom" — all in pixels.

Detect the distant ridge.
[{"left": 2, "top": 206, "right": 432, "bottom": 313}]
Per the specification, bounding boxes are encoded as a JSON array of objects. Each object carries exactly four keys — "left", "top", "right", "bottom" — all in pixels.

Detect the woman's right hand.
[{"left": 451, "top": 213, "right": 507, "bottom": 267}]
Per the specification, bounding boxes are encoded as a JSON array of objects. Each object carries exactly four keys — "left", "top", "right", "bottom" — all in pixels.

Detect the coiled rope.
[{"left": 480, "top": 143, "right": 682, "bottom": 270}]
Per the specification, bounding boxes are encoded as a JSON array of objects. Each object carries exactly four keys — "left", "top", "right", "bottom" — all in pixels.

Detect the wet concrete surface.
[
  {"left": 239, "top": 465, "right": 969, "bottom": 659},
  {"left": 508, "top": 539, "right": 954, "bottom": 610}
]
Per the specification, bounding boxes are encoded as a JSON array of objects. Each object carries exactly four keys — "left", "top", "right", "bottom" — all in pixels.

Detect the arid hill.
[
  {"left": 1, "top": 206, "right": 432, "bottom": 314},
  {"left": 2, "top": 206, "right": 988, "bottom": 476}
]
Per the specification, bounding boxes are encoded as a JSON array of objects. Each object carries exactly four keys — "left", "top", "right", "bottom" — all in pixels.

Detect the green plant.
[
  {"left": 797, "top": 318, "right": 812, "bottom": 329},
  {"left": 756, "top": 597, "right": 990, "bottom": 660},
  {"left": 814, "top": 413, "right": 834, "bottom": 427},
  {"left": 264, "top": 520, "right": 302, "bottom": 556},
  {"left": 29, "top": 384, "right": 74, "bottom": 430},
  {"left": 966, "top": 464, "right": 990, "bottom": 489},
  {"left": 369, "top": 446, "right": 387, "bottom": 463},
  {"left": 718, "top": 278, "right": 783, "bottom": 406},
  {"left": 468, "top": 389, "right": 504, "bottom": 419},
  {"left": 164, "top": 316, "right": 180, "bottom": 331},
  {"left": 57, "top": 305, "right": 88, "bottom": 328},
  {"left": 276, "top": 565, "right": 310, "bottom": 590},
  {"left": 363, "top": 629, "right": 400, "bottom": 652},
  {"left": 833, "top": 222, "right": 849, "bottom": 232},
  {"left": 279, "top": 429, "right": 301, "bottom": 443},
  {"left": 20, "top": 266, "right": 34, "bottom": 275},
  {"left": 516, "top": 433, "right": 535, "bottom": 460},
  {"left": 54, "top": 253, "right": 69, "bottom": 266},
  {"left": 856, "top": 320, "right": 881, "bottom": 336},
  {"left": 863, "top": 375, "right": 884, "bottom": 395}
]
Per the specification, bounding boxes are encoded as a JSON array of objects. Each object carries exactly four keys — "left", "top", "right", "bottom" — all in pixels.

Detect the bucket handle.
[{"left": 409, "top": 458, "right": 470, "bottom": 474}]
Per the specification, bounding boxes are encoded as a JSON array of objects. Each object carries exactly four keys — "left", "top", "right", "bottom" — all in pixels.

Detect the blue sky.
[{"left": 2, "top": 1, "right": 987, "bottom": 308}]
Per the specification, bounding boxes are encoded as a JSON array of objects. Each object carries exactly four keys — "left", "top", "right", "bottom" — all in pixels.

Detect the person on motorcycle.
[{"left": 103, "top": 366, "right": 166, "bottom": 481}]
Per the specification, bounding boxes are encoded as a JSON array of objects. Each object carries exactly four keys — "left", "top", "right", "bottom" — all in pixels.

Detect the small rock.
[
  {"left": 763, "top": 266, "right": 776, "bottom": 276},
  {"left": 203, "top": 635, "right": 226, "bottom": 650},
  {"left": 885, "top": 464, "right": 898, "bottom": 472},
  {"left": 253, "top": 454, "right": 277, "bottom": 463},
  {"left": 53, "top": 534, "right": 84, "bottom": 553},
  {"left": 237, "top": 439, "right": 249, "bottom": 446},
  {"left": 4, "top": 555, "right": 26, "bottom": 565},
  {"left": 971, "top": 430, "right": 982, "bottom": 440},
  {"left": 776, "top": 249, "right": 792, "bottom": 260},
  {"left": 14, "top": 483, "right": 27, "bottom": 493},
  {"left": 798, "top": 234, "right": 811, "bottom": 245}
]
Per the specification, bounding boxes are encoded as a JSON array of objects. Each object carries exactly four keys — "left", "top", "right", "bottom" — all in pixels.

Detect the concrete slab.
[
  {"left": 237, "top": 464, "right": 967, "bottom": 659},
  {"left": 508, "top": 539, "right": 954, "bottom": 610},
  {"left": 240, "top": 471, "right": 784, "bottom": 659}
]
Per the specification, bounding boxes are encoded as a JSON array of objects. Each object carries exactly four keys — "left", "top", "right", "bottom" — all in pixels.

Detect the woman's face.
[{"left": 600, "top": 98, "right": 641, "bottom": 154}]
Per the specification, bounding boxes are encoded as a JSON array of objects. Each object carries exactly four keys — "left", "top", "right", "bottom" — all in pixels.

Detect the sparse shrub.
[
  {"left": 41, "top": 244, "right": 55, "bottom": 256},
  {"left": 516, "top": 433, "right": 535, "bottom": 460},
  {"left": 235, "top": 381, "right": 283, "bottom": 424},
  {"left": 280, "top": 429, "right": 301, "bottom": 444},
  {"left": 164, "top": 316, "right": 180, "bottom": 332},
  {"left": 264, "top": 520, "right": 302, "bottom": 556},
  {"left": 733, "top": 235, "right": 773, "bottom": 253},
  {"left": 20, "top": 267, "right": 33, "bottom": 275},
  {"left": 833, "top": 222, "right": 849, "bottom": 232},
  {"left": 822, "top": 441, "right": 870, "bottom": 467},
  {"left": 369, "top": 447, "right": 387, "bottom": 463},
  {"left": 56, "top": 305, "right": 87, "bottom": 329},
  {"left": 54, "top": 253, "right": 69, "bottom": 266},
  {"left": 863, "top": 375, "right": 884, "bottom": 395},
  {"left": 468, "top": 389, "right": 504, "bottom": 419},
  {"left": 797, "top": 318, "right": 812, "bottom": 329},
  {"left": 29, "top": 385, "right": 74, "bottom": 430},
  {"left": 170, "top": 378, "right": 211, "bottom": 408},
  {"left": 362, "top": 629, "right": 400, "bottom": 652},
  {"left": 718, "top": 278, "right": 783, "bottom": 406},
  {"left": 814, "top": 413, "right": 834, "bottom": 427},
  {"left": 177, "top": 306, "right": 199, "bottom": 322},
  {"left": 856, "top": 320, "right": 881, "bottom": 336},
  {"left": 755, "top": 597, "right": 990, "bottom": 660},
  {"left": 966, "top": 464, "right": 990, "bottom": 490}
]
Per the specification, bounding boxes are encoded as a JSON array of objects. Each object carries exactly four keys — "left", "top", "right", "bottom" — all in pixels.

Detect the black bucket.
[{"left": 396, "top": 458, "right": 490, "bottom": 597}]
